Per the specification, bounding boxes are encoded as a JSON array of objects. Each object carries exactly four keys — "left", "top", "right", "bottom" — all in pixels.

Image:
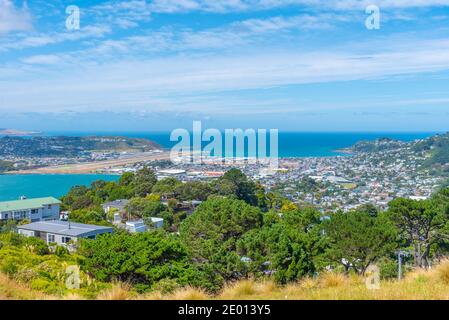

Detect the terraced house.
[{"left": 0, "top": 197, "right": 61, "bottom": 222}]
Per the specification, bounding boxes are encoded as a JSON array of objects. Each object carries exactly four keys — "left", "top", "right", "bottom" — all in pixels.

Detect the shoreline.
[
  {"left": 6, "top": 151, "right": 172, "bottom": 175},
  {"left": 4, "top": 152, "right": 355, "bottom": 175}
]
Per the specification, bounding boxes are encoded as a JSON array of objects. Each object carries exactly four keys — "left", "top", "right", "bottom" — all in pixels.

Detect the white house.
[
  {"left": 125, "top": 220, "right": 147, "bottom": 233},
  {"left": 0, "top": 197, "right": 61, "bottom": 222},
  {"left": 17, "top": 220, "right": 113, "bottom": 246}
]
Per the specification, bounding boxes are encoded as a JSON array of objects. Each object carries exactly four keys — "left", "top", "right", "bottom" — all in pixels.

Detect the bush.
[
  {"left": 23, "top": 237, "right": 49, "bottom": 255},
  {"left": 379, "top": 258, "right": 398, "bottom": 280},
  {"left": 55, "top": 246, "right": 69, "bottom": 257}
]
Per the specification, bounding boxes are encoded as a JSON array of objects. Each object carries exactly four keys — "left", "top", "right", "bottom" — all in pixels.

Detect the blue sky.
[{"left": 1, "top": 0, "right": 449, "bottom": 132}]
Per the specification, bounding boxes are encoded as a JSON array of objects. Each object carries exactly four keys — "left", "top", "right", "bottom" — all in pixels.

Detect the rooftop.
[
  {"left": 0, "top": 197, "right": 61, "bottom": 212},
  {"left": 102, "top": 199, "right": 129, "bottom": 208},
  {"left": 17, "top": 220, "right": 113, "bottom": 237}
]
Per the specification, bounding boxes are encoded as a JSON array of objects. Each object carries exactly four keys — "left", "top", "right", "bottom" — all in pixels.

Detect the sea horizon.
[
  {"left": 0, "top": 131, "right": 438, "bottom": 201},
  {"left": 41, "top": 131, "right": 438, "bottom": 158}
]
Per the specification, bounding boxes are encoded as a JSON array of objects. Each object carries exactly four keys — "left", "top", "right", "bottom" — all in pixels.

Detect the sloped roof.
[
  {"left": 0, "top": 197, "right": 61, "bottom": 212},
  {"left": 17, "top": 220, "right": 113, "bottom": 237}
]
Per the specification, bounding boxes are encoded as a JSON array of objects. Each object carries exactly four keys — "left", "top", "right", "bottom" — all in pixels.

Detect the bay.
[
  {"left": 0, "top": 174, "right": 119, "bottom": 202},
  {"left": 0, "top": 132, "right": 438, "bottom": 201}
]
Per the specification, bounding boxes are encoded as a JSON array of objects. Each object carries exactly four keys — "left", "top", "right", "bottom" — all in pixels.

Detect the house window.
[
  {"left": 4, "top": 213, "right": 8, "bottom": 219},
  {"left": 62, "top": 236, "right": 72, "bottom": 244},
  {"left": 47, "top": 234, "right": 55, "bottom": 243}
]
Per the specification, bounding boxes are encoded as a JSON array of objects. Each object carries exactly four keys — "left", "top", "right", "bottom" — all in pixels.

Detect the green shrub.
[{"left": 55, "top": 246, "right": 69, "bottom": 257}]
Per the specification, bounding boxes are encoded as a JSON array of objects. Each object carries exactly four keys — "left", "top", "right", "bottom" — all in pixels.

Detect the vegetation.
[
  {"left": 4, "top": 167, "right": 449, "bottom": 299},
  {"left": 5, "top": 260, "right": 449, "bottom": 300},
  {"left": 0, "top": 135, "right": 160, "bottom": 158},
  {"left": 0, "top": 160, "right": 14, "bottom": 173}
]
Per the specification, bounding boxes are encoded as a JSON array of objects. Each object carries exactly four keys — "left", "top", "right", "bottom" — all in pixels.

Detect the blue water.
[
  {"left": 0, "top": 132, "right": 437, "bottom": 201},
  {"left": 0, "top": 174, "right": 119, "bottom": 202},
  {"left": 46, "top": 131, "right": 436, "bottom": 157}
]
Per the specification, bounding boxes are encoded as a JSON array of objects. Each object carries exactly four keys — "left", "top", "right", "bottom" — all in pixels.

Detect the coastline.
[{"left": 7, "top": 151, "right": 172, "bottom": 175}]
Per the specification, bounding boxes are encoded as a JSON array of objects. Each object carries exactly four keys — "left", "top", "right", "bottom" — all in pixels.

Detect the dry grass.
[
  {"left": 4, "top": 260, "right": 449, "bottom": 300},
  {"left": 96, "top": 283, "right": 134, "bottom": 300},
  {"left": 0, "top": 273, "right": 54, "bottom": 300}
]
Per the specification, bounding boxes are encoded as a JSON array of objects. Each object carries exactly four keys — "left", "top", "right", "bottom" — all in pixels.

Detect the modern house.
[
  {"left": 123, "top": 217, "right": 164, "bottom": 233},
  {"left": 17, "top": 220, "right": 113, "bottom": 245},
  {"left": 0, "top": 197, "right": 61, "bottom": 222},
  {"left": 125, "top": 220, "right": 147, "bottom": 233}
]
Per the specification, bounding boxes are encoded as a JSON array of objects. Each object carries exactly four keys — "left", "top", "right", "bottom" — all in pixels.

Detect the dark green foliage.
[
  {"left": 238, "top": 208, "right": 327, "bottom": 283},
  {"left": 152, "top": 177, "right": 182, "bottom": 196},
  {"left": 180, "top": 197, "right": 263, "bottom": 286},
  {"left": 68, "top": 208, "right": 111, "bottom": 226},
  {"left": 132, "top": 166, "right": 157, "bottom": 197},
  {"left": 387, "top": 192, "right": 449, "bottom": 268},
  {"left": 324, "top": 209, "right": 397, "bottom": 274},
  {"left": 174, "top": 181, "right": 214, "bottom": 201},
  {"left": 79, "top": 231, "right": 208, "bottom": 291},
  {"left": 213, "top": 168, "right": 258, "bottom": 205}
]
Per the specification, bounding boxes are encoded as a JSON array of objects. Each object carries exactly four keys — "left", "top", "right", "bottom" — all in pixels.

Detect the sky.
[{"left": 1, "top": 0, "right": 449, "bottom": 132}]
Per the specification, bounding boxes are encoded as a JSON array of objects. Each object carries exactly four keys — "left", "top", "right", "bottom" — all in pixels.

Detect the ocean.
[
  {"left": 0, "top": 174, "right": 119, "bottom": 202},
  {"left": 0, "top": 132, "right": 437, "bottom": 201},
  {"left": 44, "top": 131, "right": 435, "bottom": 157}
]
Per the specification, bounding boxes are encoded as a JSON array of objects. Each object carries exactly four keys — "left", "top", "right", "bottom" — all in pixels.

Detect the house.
[
  {"left": 0, "top": 197, "right": 61, "bottom": 222},
  {"left": 149, "top": 217, "right": 164, "bottom": 229},
  {"left": 17, "top": 220, "right": 113, "bottom": 245},
  {"left": 102, "top": 199, "right": 129, "bottom": 214},
  {"left": 125, "top": 220, "right": 147, "bottom": 233},
  {"left": 124, "top": 217, "right": 164, "bottom": 233}
]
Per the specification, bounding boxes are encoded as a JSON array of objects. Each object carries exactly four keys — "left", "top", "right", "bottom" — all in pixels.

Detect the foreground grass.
[{"left": 3, "top": 261, "right": 449, "bottom": 300}]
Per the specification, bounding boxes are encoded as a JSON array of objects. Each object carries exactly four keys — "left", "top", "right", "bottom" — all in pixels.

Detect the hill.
[
  {"left": 3, "top": 260, "right": 449, "bottom": 300},
  {"left": 0, "top": 136, "right": 161, "bottom": 158}
]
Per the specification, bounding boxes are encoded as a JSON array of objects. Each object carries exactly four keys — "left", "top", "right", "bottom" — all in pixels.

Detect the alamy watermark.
[
  {"left": 365, "top": 265, "right": 380, "bottom": 290},
  {"left": 365, "top": 5, "right": 381, "bottom": 30},
  {"left": 170, "top": 121, "right": 279, "bottom": 169},
  {"left": 66, "top": 5, "right": 80, "bottom": 31},
  {"left": 65, "top": 265, "right": 80, "bottom": 289}
]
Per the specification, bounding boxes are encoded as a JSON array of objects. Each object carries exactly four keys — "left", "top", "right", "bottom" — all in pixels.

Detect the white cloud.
[
  {"left": 0, "top": 0, "right": 32, "bottom": 34},
  {"left": 21, "top": 54, "right": 62, "bottom": 65},
  {"left": 148, "top": 0, "right": 449, "bottom": 13},
  {"left": 0, "top": 25, "right": 111, "bottom": 51},
  {"left": 3, "top": 37, "right": 449, "bottom": 113}
]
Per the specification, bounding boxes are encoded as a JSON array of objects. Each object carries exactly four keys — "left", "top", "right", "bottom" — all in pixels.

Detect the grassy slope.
[{"left": 3, "top": 261, "right": 449, "bottom": 300}]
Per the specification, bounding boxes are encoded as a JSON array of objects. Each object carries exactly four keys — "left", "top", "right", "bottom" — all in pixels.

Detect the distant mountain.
[
  {"left": 348, "top": 137, "right": 407, "bottom": 153},
  {"left": 0, "top": 128, "right": 42, "bottom": 136},
  {"left": 0, "top": 135, "right": 162, "bottom": 158},
  {"left": 347, "top": 132, "right": 449, "bottom": 170},
  {"left": 413, "top": 133, "right": 449, "bottom": 167}
]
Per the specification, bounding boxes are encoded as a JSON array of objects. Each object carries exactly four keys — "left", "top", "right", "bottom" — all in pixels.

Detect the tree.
[
  {"left": 237, "top": 208, "right": 327, "bottom": 283},
  {"left": 387, "top": 194, "right": 449, "bottom": 268},
  {"left": 69, "top": 208, "right": 110, "bottom": 226},
  {"left": 324, "top": 209, "right": 397, "bottom": 275},
  {"left": 175, "top": 181, "right": 213, "bottom": 201},
  {"left": 80, "top": 231, "right": 207, "bottom": 292},
  {"left": 179, "top": 197, "right": 263, "bottom": 284},
  {"left": 152, "top": 177, "right": 182, "bottom": 196},
  {"left": 213, "top": 168, "right": 257, "bottom": 205},
  {"left": 118, "top": 172, "right": 135, "bottom": 186},
  {"left": 126, "top": 198, "right": 168, "bottom": 219},
  {"left": 132, "top": 166, "right": 157, "bottom": 197}
]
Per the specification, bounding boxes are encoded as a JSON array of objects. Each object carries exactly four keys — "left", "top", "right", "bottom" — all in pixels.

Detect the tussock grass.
[
  {"left": 4, "top": 260, "right": 449, "bottom": 300},
  {"left": 96, "top": 283, "right": 134, "bottom": 300},
  {"left": 0, "top": 273, "right": 53, "bottom": 300}
]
